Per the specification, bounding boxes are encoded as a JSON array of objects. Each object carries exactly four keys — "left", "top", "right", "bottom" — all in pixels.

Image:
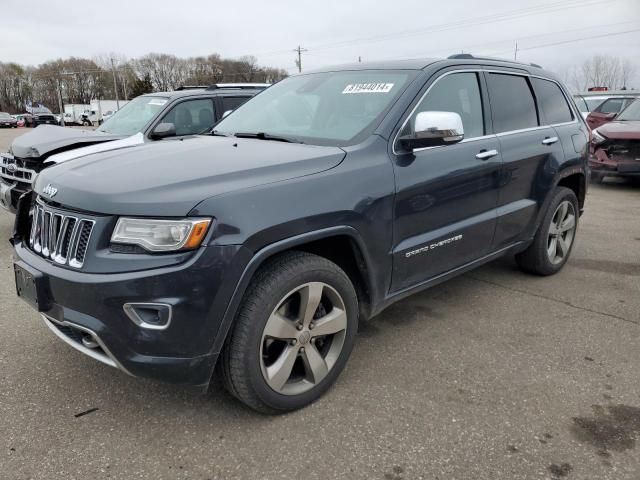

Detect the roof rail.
[
  {"left": 447, "top": 53, "right": 542, "bottom": 69},
  {"left": 175, "top": 85, "right": 208, "bottom": 91},
  {"left": 205, "top": 83, "right": 270, "bottom": 91}
]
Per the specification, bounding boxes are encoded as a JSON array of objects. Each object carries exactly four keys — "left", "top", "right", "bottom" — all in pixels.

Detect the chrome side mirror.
[
  {"left": 151, "top": 122, "right": 176, "bottom": 139},
  {"left": 399, "top": 111, "right": 464, "bottom": 151}
]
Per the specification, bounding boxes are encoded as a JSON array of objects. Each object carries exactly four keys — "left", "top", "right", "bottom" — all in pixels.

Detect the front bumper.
[
  {"left": 590, "top": 150, "right": 640, "bottom": 177},
  {"left": 14, "top": 241, "right": 250, "bottom": 386}
]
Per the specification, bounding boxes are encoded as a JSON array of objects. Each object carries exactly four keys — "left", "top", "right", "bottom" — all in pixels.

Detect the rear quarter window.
[
  {"left": 486, "top": 73, "right": 538, "bottom": 133},
  {"left": 532, "top": 78, "right": 574, "bottom": 124}
]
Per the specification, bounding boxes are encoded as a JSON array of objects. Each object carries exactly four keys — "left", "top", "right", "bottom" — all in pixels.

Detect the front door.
[{"left": 390, "top": 71, "right": 502, "bottom": 292}]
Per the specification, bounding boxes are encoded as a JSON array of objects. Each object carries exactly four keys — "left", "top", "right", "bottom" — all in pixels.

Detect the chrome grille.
[
  {"left": 1, "top": 154, "right": 36, "bottom": 184},
  {"left": 29, "top": 200, "right": 95, "bottom": 268}
]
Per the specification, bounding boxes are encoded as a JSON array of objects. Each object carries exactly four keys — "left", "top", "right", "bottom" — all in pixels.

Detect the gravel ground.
[{"left": 0, "top": 127, "right": 639, "bottom": 480}]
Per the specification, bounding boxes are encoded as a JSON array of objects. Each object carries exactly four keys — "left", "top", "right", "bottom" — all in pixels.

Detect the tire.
[
  {"left": 516, "top": 186, "right": 579, "bottom": 276},
  {"left": 220, "top": 251, "right": 358, "bottom": 414},
  {"left": 590, "top": 172, "right": 604, "bottom": 184}
]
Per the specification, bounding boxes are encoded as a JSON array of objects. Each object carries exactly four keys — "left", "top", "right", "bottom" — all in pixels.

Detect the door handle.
[
  {"left": 475, "top": 149, "right": 499, "bottom": 160},
  {"left": 542, "top": 136, "right": 559, "bottom": 145}
]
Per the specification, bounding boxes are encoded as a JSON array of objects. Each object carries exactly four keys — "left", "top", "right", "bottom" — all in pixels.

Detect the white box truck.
[
  {"left": 63, "top": 104, "right": 91, "bottom": 125},
  {"left": 90, "top": 99, "right": 129, "bottom": 125}
]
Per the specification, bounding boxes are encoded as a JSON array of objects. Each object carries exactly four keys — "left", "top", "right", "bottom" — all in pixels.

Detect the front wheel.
[
  {"left": 220, "top": 251, "right": 358, "bottom": 414},
  {"left": 516, "top": 186, "right": 579, "bottom": 276}
]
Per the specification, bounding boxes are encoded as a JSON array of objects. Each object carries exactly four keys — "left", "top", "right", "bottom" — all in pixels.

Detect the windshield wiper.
[{"left": 233, "top": 132, "right": 303, "bottom": 144}]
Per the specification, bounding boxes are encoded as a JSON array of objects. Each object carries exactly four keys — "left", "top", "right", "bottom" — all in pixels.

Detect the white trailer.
[{"left": 90, "top": 99, "right": 129, "bottom": 125}]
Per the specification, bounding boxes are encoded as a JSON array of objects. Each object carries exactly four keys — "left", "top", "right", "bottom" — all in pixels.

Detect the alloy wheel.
[
  {"left": 260, "top": 282, "right": 348, "bottom": 396},
  {"left": 547, "top": 200, "right": 576, "bottom": 265}
]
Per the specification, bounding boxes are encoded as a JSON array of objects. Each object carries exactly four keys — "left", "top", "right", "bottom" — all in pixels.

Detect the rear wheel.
[
  {"left": 516, "top": 187, "right": 579, "bottom": 276},
  {"left": 220, "top": 251, "right": 358, "bottom": 414}
]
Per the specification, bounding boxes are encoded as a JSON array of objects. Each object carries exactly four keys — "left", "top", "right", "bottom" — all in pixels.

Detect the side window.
[
  {"left": 595, "top": 98, "right": 623, "bottom": 114},
  {"left": 160, "top": 99, "right": 216, "bottom": 136},
  {"left": 574, "top": 96, "right": 588, "bottom": 112},
  {"left": 404, "top": 72, "right": 484, "bottom": 139},
  {"left": 221, "top": 96, "right": 250, "bottom": 115},
  {"left": 532, "top": 78, "right": 573, "bottom": 124},
  {"left": 486, "top": 73, "right": 538, "bottom": 133}
]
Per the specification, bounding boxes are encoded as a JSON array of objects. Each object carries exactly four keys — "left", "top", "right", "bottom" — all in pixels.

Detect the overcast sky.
[{"left": 2, "top": 0, "right": 640, "bottom": 85}]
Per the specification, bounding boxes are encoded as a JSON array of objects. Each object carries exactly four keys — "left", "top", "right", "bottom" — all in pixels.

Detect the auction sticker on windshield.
[
  {"left": 342, "top": 83, "right": 394, "bottom": 94},
  {"left": 148, "top": 98, "right": 168, "bottom": 106}
]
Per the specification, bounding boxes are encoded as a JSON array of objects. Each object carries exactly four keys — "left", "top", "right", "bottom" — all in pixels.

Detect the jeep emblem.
[{"left": 42, "top": 184, "right": 58, "bottom": 197}]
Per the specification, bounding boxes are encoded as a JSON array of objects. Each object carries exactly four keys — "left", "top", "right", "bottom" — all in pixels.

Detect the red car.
[
  {"left": 585, "top": 96, "right": 637, "bottom": 131},
  {"left": 590, "top": 99, "right": 640, "bottom": 182}
]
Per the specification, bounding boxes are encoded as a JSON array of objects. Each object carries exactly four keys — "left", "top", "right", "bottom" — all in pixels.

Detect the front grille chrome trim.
[
  {"left": 29, "top": 199, "right": 94, "bottom": 268},
  {"left": 0, "top": 154, "right": 36, "bottom": 184}
]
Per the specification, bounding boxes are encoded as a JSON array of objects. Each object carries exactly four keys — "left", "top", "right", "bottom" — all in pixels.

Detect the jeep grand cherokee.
[{"left": 11, "top": 55, "right": 588, "bottom": 413}]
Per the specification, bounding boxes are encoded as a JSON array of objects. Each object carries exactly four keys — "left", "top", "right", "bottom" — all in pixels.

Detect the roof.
[
  {"left": 575, "top": 90, "right": 640, "bottom": 97},
  {"left": 142, "top": 84, "right": 268, "bottom": 99},
  {"left": 304, "top": 54, "right": 549, "bottom": 75}
]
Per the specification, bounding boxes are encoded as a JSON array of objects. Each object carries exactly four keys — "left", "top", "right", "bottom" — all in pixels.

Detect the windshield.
[
  {"left": 97, "top": 96, "right": 169, "bottom": 135},
  {"left": 214, "top": 70, "right": 416, "bottom": 146},
  {"left": 0, "top": 112, "right": 12, "bottom": 118},
  {"left": 617, "top": 99, "right": 640, "bottom": 121}
]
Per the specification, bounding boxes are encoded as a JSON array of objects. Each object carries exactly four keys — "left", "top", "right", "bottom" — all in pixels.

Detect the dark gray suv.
[{"left": 12, "top": 55, "right": 588, "bottom": 413}]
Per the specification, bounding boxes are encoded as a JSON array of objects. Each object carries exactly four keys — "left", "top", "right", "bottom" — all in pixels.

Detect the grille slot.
[
  {"left": 29, "top": 200, "right": 95, "bottom": 268},
  {"left": 0, "top": 155, "right": 36, "bottom": 184}
]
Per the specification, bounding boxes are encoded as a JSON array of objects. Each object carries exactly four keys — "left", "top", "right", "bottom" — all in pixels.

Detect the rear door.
[{"left": 485, "top": 72, "right": 565, "bottom": 249}]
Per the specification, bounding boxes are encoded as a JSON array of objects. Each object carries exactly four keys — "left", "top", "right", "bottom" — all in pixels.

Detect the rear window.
[
  {"left": 532, "top": 78, "right": 573, "bottom": 124},
  {"left": 487, "top": 73, "right": 538, "bottom": 133}
]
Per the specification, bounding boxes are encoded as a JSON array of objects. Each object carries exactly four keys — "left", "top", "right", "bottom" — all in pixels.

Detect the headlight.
[
  {"left": 591, "top": 129, "right": 607, "bottom": 145},
  {"left": 111, "top": 217, "right": 212, "bottom": 252}
]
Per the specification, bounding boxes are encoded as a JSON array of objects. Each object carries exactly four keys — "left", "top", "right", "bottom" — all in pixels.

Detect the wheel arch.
[{"left": 210, "top": 226, "right": 378, "bottom": 359}]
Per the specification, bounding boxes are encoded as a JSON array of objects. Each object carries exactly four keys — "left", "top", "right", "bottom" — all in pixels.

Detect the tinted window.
[
  {"left": 404, "top": 72, "right": 484, "bottom": 139},
  {"left": 221, "top": 96, "right": 250, "bottom": 115},
  {"left": 161, "top": 99, "right": 216, "bottom": 135},
  {"left": 487, "top": 73, "right": 538, "bottom": 133},
  {"left": 596, "top": 98, "right": 624, "bottom": 114},
  {"left": 532, "top": 78, "right": 573, "bottom": 124}
]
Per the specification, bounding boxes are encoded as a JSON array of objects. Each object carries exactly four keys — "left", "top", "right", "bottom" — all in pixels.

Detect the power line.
[{"left": 304, "top": 0, "right": 617, "bottom": 52}]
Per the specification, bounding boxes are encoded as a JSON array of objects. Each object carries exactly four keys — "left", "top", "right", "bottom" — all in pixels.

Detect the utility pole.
[
  {"left": 514, "top": 42, "right": 518, "bottom": 61},
  {"left": 56, "top": 79, "right": 65, "bottom": 127},
  {"left": 110, "top": 58, "right": 120, "bottom": 109},
  {"left": 293, "top": 46, "right": 307, "bottom": 73}
]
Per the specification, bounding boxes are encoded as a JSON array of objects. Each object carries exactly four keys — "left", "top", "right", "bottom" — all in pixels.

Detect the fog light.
[{"left": 123, "top": 303, "right": 172, "bottom": 330}]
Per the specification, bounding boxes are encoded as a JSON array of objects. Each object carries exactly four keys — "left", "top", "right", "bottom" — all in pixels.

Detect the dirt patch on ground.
[{"left": 571, "top": 404, "right": 640, "bottom": 453}]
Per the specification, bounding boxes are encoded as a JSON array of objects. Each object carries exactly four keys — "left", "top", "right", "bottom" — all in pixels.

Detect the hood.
[
  {"left": 597, "top": 121, "right": 640, "bottom": 140},
  {"left": 10, "top": 125, "right": 124, "bottom": 159},
  {"left": 34, "top": 135, "right": 346, "bottom": 216},
  {"left": 45, "top": 133, "right": 145, "bottom": 165}
]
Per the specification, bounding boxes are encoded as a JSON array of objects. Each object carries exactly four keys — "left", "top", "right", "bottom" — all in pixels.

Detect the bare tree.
[{"left": 577, "top": 55, "right": 636, "bottom": 90}]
